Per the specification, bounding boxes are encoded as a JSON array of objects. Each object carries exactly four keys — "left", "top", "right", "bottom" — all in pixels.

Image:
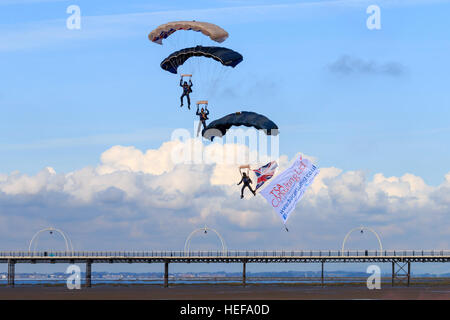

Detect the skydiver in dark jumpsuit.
[
  {"left": 180, "top": 77, "right": 193, "bottom": 109},
  {"left": 237, "top": 172, "right": 256, "bottom": 199},
  {"left": 196, "top": 104, "right": 209, "bottom": 136}
]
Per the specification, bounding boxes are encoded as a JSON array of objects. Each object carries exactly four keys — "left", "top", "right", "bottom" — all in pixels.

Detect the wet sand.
[{"left": 0, "top": 284, "right": 449, "bottom": 300}]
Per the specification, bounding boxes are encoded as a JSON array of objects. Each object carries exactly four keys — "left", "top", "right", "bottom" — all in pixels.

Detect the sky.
[{"left": 0, "top": 0, "right": 450, "bottom": 274}]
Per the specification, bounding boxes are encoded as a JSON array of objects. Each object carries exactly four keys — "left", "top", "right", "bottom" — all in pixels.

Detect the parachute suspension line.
[
  {"left": 223, "top": 67, "right": 233, "bottom": 94},
  {"left": 190, "top": 56, "right": 205, "bottom": 99},
  {"left": 208, "top": 59, "right": 222, "bottom": 100},
  {"left": 195, "top": 55, "right": 201, "bottom": 86},
  {"left": 205, "top": 61, "right": 219, "bottom": 99},
  {"left": 166, "top": 37, "right": 175, "bottom": 56},
  {"left": 164, "top": 32, "right": 182, "bottom": 56},
  {"left": 189, "top": 57, "right": 200, "bottom": 96},
  {"left": 202, "top": 58, "right": 214, "bottom": 99},
  {"left": 197, "top": 60, "right": 206, "bottom": 101},
  {"left": 187, "top": 27, "right": 197, "bottom": 49},
  {"left": 206, "top": 64, "right": 214, "bottom": 100},
  {"left": 192, "top": 59, "right": 199, "bottom": 102},
  {"left": 186, "top": 26, "right": 192, "bottom": 48},
  {"left": 217, "top": 65, "right": 231, "bottom": 98},
  {"left": 209, "top": 57, "right": 227, "bottom": 99},
  {"left": 173, "top": 33, "right": 178, "bottom": 53},
  {"left": 207, "top": 63, "right": 231, "bottom": 100}
]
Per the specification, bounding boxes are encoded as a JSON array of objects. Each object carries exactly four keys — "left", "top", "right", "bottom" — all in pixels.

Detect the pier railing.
[{"left": 0, "top": 250, "right": 449, "bottom": 258}]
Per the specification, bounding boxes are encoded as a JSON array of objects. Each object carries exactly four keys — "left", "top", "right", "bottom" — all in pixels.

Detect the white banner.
[{"left": 260, "top": 156, "right": 319, "bottom": 225}]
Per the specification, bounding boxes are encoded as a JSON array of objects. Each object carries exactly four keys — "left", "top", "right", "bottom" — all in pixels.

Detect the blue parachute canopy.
[
  {"left": 202, "top": 111, "right": 279, "bottom": 141},
  {"left": 160, "top": 45, "right": 243, "bottom": 74}
]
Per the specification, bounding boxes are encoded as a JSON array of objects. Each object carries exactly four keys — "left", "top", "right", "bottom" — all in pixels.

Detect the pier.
[{"left": 1, "top": 249, "right": 449, "bottom": 288}]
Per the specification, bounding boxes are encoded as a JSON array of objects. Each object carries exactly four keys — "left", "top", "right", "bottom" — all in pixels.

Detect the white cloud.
[
  {"left": 97, "top": 142, "right": 179, "bottom": 175},
  {"left": 0, "top": 139, "right": 449, "bottom": 251}
]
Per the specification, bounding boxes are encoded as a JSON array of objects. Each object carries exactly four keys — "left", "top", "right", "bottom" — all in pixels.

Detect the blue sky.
[
  {"left": 1, "top": 0, "right": 450, "bottom": 182},
  {"left": 0, "top": 0, "right": 450, "bottom": 274}
]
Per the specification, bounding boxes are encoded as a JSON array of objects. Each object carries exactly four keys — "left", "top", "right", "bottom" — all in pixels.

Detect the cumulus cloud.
[
  {"left": 328, "top": 55, "right": 407, "bottom": 77},
  {"left": 0, "top": 138, "right": 449, "bottom": 251}
]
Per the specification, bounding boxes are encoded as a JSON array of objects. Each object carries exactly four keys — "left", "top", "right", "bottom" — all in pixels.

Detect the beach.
[{"left": 0, "top": 284, "right": 449, "bottom": 300}]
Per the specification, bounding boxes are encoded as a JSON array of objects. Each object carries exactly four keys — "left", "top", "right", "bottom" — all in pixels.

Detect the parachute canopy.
[
  {"left": 161, "top": 46, "right": 243, "bottom": 74},
  {"left": 149, "top": 21, "right": 229, "bottom": 45},
  {"left": 202, "top": 111, "right": 279, "bottom": 141}
]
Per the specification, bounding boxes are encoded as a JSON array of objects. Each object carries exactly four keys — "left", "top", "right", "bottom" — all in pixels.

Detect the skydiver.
[
  {"left": 237, "top": 172, "right": 256, "bottom": 199},
  {"left": 180, "top": 76, "right": 193, "bottom": 109},
  {"left": 196, "top": 104, "right": 209, "bottom": 136}
]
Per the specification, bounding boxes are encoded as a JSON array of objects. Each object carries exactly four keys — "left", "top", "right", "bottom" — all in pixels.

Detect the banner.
[
  {"left": 253, "top": 161, "right": 278, "bottom": 191},
  {"left": 259, "top": 156, "right": 319, "bottom": 225}
]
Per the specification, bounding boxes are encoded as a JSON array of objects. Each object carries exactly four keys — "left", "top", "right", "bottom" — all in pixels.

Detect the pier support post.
[
  {"left": 392, "top": 260, "right": 410, "bottom": 287},
  {"left": 407, "top": 262, "right": 411, "bottom": 287},
  {"left": 7, "top": 259, "right": 15, "bottom": 287},
  {"left": 321, "top": 260, "right": 324, "bottom": 287},
  {"left": 392, "top": 261, "right": 394, "bottom": 287},
  {"left": 164, "top": 261, "right": 169, "bottom": 288},
  {"left": 85, "top": 260, "right": 92, "bottom": 288},
  {"left": 242, "top": 260, "right": 246, "bottom": 287}
]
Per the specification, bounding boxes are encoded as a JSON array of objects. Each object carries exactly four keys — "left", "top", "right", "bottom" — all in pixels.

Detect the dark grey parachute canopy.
[
  {"left": 202, "top": 111, "right": 279, "bottom": 141},
  {"left": 160, "top": 45, "right": 243, "bottom": 74}
]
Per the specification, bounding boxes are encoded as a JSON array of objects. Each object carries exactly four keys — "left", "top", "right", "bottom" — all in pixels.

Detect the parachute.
[
  {"left": 161, "top": 46, "right": 243, "bottom": 74},
  {"left": 202, "top": 111, "right": 279, "bottom": 141},
  {"left": 150, "top": 21, "right": 241, "bottom": 101},
  {"left": 149, "top": 21, "right": 229, "bottom": 45}
]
